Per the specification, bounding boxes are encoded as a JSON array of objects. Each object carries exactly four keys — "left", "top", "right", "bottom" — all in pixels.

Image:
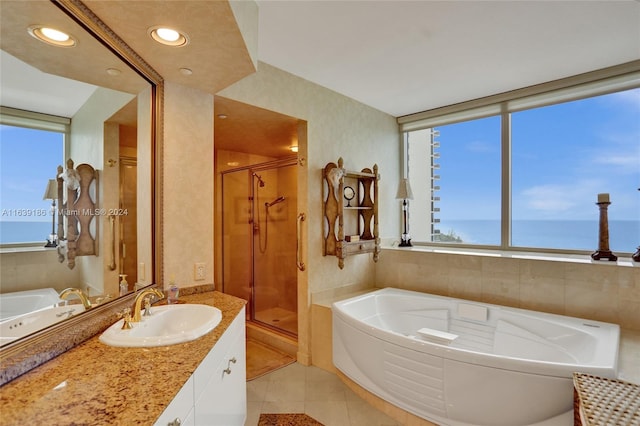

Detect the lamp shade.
[
  {"left": 395, "top": 178, "right": 413, "bottom": 200},
  {"left": 43, "top": 179, "right": 57, "bottom": 200}
]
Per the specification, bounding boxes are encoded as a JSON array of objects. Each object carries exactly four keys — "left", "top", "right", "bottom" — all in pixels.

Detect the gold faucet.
[
  {"left": 59, "top": 288, "right": 92, "bottom": 309},
  {"left": 132, "top": 287, "right": 164, "bottom": 322}
]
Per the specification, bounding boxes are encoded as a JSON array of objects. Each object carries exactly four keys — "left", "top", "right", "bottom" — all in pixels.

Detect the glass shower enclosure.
[{"left": 221, "top": 158, "right": 298, "bottom": 336}]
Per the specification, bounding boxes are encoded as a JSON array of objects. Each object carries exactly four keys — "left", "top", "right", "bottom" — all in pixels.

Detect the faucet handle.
[
  {"left": 120, "top": 308, "right": 133, "bottom": 330},
  {"left": 143, "top": 297, "right": 152, "bottom": 317}
]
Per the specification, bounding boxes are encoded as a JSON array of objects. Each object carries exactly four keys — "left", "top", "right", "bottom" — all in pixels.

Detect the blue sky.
[
  {"left": 0, "top": 125, "right": 63, "bottom": 222},
  {"left": 436, "top": 88, "right": 640, "bottom": 222}
]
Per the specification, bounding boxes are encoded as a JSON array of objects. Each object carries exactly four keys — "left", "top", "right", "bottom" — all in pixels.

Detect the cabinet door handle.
[
  {"left": 223, "top": 357, "right": 237, "bottom": 375},
  {"left": 296, "top": 213, "right": 306, "bottom": 271},
  {"left": 168, "top": 418, "right": 181, "bottom": 426}
]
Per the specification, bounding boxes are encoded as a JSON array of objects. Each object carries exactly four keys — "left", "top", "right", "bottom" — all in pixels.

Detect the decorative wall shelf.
[{"left": 322, "top": 157, "right": 379, "bottom": 269}]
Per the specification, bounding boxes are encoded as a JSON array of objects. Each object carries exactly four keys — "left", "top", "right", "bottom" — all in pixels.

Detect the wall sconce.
[
  {"left": 396, "top": 178, "right": 413, "bottom": 247},
  {"left": 43, "top": 179, "right": 58, "bottom": 247}
]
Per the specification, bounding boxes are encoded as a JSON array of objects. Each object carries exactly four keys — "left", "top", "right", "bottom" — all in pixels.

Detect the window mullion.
[{"left": 500, "top": 107, "right": 511, "bottom": 249}]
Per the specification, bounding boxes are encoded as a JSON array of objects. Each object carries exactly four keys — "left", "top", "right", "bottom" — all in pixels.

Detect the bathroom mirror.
[{"left": 0, "top": 1, "right": 162, "bottom": 350}]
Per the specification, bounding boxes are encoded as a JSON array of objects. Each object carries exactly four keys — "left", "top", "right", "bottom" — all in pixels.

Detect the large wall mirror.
[{"left": 0, "top": 0, "right": 162, "bottom": 372}]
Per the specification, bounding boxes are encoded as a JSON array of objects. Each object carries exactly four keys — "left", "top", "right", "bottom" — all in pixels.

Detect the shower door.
[{"left": 221, "top": 158, "right": 298, "bottom": 337}]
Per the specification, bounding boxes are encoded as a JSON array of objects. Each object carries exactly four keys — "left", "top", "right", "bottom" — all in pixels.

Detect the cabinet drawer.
[{"left": 341, "top": 239, "right": 377, "bottom": 255}]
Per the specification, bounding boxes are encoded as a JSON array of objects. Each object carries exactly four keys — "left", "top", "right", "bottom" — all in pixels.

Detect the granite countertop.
[{"left": 0, "top": 291, "right": 245, "bottom": 425}]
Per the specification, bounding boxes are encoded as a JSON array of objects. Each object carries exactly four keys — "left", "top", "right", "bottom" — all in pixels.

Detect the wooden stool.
[{"left": 573, "top": 373, "right": 640, "bottom": 425}]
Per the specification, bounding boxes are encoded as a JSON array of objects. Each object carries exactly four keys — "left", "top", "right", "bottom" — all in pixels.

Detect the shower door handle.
[{"left": 297, "top": 213, "right": 306, "bottom": 271}]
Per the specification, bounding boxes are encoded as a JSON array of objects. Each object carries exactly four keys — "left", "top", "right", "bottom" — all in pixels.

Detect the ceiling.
[
  {"left": 0, "top": 1, "right": 148, "bottom": 121},
  {"left": 3, "top": 1, "right": 638, "bottom": 156},
  {"left": 256, "top": 1, "right": 640, "bottom": 117}
]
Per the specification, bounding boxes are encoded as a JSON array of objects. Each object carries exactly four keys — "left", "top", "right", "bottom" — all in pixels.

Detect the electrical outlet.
[{"left": 194, "top": 263, "right": 206, "bottom": 281}]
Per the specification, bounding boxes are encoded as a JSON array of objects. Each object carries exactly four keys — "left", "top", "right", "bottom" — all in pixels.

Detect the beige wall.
[
  {"left": 0, "top": 249, "right": 81, "bottom": 294},
  {"left": 376, "top": 248, "right": 640, "bottom": 331},
  {"left": 70, "top": 87, "right": 135, "bottom": 296},
  {"left": 136, "top": 86, "right": 153, "bottom": 288},
  {"left": 162, "top": 82, "right": 215, "bottom": 291}
]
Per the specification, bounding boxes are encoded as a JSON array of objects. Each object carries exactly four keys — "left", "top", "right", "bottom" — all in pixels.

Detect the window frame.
[
  {"left": 0, "top": 107, "right": 70, "bottom": 249},
  {"left": 398, "top": 61, "right": 640, "bottom": 255}
]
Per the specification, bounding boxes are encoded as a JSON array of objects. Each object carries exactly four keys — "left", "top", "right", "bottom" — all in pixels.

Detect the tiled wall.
[{"left": 376, "top": 248, "right": 640, "bottom": 331}]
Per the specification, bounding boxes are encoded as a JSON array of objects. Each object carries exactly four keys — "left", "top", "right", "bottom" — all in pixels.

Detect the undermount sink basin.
[{"left": 99, "top": 304, "right": 222, "bottom": 347}]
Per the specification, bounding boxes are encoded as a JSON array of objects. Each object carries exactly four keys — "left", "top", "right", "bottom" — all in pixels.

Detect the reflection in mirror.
[{"left": 0, "top": 1, "right": 155, "bottom": 347}]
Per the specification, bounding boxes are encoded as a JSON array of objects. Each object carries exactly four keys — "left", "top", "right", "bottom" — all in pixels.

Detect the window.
[
  {"left": 402, "top": 70, "right": 640, "bottom": 254},
  {"left": 0, "top": 110, "right": 67, "bottom": 245}
]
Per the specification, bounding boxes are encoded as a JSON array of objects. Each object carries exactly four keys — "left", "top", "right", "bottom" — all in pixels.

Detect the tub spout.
[{"left": 59, "top": 288, "right": 92, "bottom": 309}]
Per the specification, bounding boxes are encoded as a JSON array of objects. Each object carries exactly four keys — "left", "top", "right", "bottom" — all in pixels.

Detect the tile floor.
[{"left": 245, "top": 362, "right": 400, "bottom": 426}]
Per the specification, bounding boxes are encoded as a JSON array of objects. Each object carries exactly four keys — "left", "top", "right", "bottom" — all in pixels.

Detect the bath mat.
[
  {"left": 258, "top": 413, "right": 324, "bottom": 426},
  {"left": 246, "top": 339, "right": 295, "bottom": 381}
]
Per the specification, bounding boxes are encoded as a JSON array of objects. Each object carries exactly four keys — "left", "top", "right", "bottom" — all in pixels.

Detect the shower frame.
[{"left": 221, "top": 156, "right": 298, "bottom": 337}]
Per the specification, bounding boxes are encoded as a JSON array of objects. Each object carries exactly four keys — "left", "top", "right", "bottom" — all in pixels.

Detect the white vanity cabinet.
[
  {"left": 155, "top": 307, "right": 246, "bottom": 426},
  {"left": 154, "top": 376, "right": 195, "bottom": 426}
]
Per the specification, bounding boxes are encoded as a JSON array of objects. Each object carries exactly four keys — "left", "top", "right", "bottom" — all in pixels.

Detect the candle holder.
[{"left": 591, "top": 194, "right": 617, "bottom": 261}]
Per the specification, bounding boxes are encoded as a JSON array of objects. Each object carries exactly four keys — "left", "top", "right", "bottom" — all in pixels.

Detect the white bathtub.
[
  {"left": 332, "top": 288, "right": 620, "bottom": 426},
  {"left": 0, "top": 288, "right": 62, "bottom": 321}
]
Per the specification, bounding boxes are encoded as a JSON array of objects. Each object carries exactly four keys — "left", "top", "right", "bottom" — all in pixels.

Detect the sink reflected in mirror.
[{"left": 99, "top": 304, "right": 222, "bottom": 348}]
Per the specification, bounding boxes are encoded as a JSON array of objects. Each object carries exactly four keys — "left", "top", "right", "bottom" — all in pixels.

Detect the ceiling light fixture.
[
  {"left": 28, "top": 25, "right": 76, "bottom": 47},
  {"left": 149, "top": 26, "right": 189, "bottom": 47},
  {"left": 290, "top": 145, "right": 299, "bottom": 153},
  {"left": 217, "top": 114, "right": 228, "bottom": 119}
]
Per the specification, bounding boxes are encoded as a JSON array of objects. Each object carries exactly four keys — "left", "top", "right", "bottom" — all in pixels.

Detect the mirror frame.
[{"left": 0, "top": 0, "right": 164, "bottom": 385}]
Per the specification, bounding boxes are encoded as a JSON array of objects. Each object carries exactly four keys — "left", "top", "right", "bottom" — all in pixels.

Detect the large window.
[
  {"left": 403, "top": 72, "right": 640, "bottom": 254},
  {"left": 0, "top": 111, "right": 67, "bottom": 245}
]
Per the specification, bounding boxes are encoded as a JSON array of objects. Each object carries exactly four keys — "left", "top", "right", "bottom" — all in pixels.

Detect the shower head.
[
  {"left": 253, "top": 173, "right": 265, "bottom": 187},
  {"left": 265, "top": 196, "right": 285, "bottom": 208}
]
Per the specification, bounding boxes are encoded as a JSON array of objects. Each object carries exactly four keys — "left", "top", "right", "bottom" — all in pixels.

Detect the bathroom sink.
[{"left": 99, "top": 304, "right": 222, "bottom": 347}]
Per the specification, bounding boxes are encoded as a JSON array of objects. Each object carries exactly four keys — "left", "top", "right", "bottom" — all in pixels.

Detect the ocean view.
[
  {"left": 2, "top": 219, "right": 639, "bottom": 253},
  {"left": 0, "top": 221, "right": 53, "bottom": 244},
  {"left": 435, "top": 220, "right": 639, "bottom": 253}
]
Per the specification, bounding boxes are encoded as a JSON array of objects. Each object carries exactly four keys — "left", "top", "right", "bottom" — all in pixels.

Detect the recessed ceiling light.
[
  {"left": 28, "top": 25, "right": 76, "bottom": 47},
  {"left": 179, "top": 67, "right": 193, "bottom": 76},
  {"left": 106, "top": 68, "right": 121, "bottom": 76},
  {"left": 217, "top": 114, "right": 228, "bottom": 119},
  {"left": 149, "top": 26, "right": 189, "bottom": 47}
]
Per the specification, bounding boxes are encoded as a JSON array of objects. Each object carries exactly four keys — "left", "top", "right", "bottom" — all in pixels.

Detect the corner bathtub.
[
  {"left": 332, "top": 288, "right": 619, "bottom": 426},
  {"left": 0, "top": 288, "right": 62, "bottom": 321}
]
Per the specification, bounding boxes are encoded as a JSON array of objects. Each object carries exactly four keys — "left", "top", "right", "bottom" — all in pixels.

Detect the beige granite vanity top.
[{"left": 0, "top": 291, "right": 245, "bottom": 425}]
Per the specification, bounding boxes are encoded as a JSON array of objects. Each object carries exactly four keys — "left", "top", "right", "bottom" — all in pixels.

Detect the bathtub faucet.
[{"left": 59, "top": 288, "right": 92, "bottom": 309}]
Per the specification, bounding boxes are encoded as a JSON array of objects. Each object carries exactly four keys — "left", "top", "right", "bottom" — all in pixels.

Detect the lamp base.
[
  {"left": 399, "top": 237, "right": 412, "bottom": 247},
  {"left": 591, "top": 250, "right": 617, "bottom": 261},
  {"left": 44, "top": 234, "right": 58, "bottom": 248}
]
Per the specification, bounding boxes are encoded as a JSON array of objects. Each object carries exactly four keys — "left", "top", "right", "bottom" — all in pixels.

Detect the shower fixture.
[
  {"left": 265, "top": 196, "right": 285, "bottom": 208},
  {"left": 253, "top": 173, "right": 265, "bottom": 187}
]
